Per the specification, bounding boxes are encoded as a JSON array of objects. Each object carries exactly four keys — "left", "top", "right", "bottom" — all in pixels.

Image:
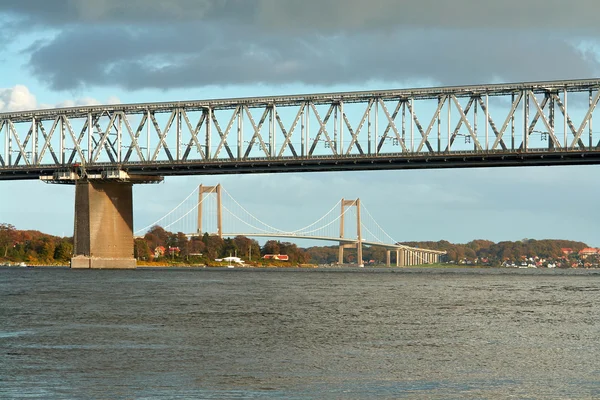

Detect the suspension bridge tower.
[
  {"left": 339, "top": 199, "right": 363, "bottom": 267},
  {"left": 197, "top": 184, "right": 222, "bottom": 237}
]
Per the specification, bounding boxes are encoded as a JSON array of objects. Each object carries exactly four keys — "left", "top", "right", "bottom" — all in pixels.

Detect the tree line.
[
  {"left": 0, "top": 223, "right": 73, "bottom": 264},
  {"left": 136, "top": 225, "right": 311, "bottom": 265},
  {"left": 400, "top": 238, "right": 589, "bottom": 265},
  {"left": 0, "top": 222, "right": 592, "bottom": 266}
]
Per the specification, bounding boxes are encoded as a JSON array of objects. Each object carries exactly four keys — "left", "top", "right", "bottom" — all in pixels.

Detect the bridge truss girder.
[{"left": 2, "top": 79, "right": 600, "bottom": 179}]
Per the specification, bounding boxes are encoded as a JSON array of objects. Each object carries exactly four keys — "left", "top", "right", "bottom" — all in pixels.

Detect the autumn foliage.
[{"left": 0, "top": 223, "right": 73, "bottom": 264}]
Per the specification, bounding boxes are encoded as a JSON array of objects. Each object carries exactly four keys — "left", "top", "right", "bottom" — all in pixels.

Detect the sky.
[{"left": 1, "top": 0, "right": 600, "bottom": 246}]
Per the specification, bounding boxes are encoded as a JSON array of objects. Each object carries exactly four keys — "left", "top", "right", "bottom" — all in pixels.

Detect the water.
[{"left": 2, "top": 267, "right": 600, "bottom": 399}]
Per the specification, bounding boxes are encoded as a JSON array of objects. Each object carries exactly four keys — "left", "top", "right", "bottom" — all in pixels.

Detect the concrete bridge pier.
[
  {"left": 385, "top": 249, "right": 406, "bottom": 267},
  {"left": 70, "top": 175, "right": 162, "bottom": 269},
  {"left": 71, "top": 181, "right": 135, "bottom": 269}
]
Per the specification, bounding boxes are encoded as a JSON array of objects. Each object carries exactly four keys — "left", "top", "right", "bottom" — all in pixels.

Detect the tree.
[
  {"left": 134, "top": 238, "right": 151, "bottom": 260},
  {"left": 262, "top": 240, "right": 281, "bottom": 256},
  {"left": 0, "top": 223, "right": 16, "bottom": 258},
  {"left": 54, "top": 240, "right": 73, "bottom": 262},
  {"left": 144, "top": 226, "right": 170, "bottom": 250},
  {"left": 233, "top": 236, "right": 260, "bottom": 259},
  {"left": 175, "top": 233, "right": 189, "bottom": 258},
  {"left": 222, "top": 238, "right": 238, "bottom": 257},
  {"left": 205, "top": 235, "right": 224, "bottom": 260},
  {"left": 188, "top": 236, "right": 206, "bottom": 255},
  {"left": 306, "top": 246, "right": 338, "bottom": 264},
  {"left": 38, "top": 237, "right": 56, "bottom": 262}
]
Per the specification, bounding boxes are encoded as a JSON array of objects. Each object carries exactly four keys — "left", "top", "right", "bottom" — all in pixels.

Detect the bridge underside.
[{"left": 4, "top": 149, "right": 600, "bottom": 180}]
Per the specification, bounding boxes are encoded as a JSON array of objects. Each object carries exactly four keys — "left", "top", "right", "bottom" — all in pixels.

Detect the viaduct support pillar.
[
  {"left": 70, "top": 175, "right": 161, "bottom": 269},
  {"left": 71, "top": 181, "right": 136, "bottom": 269},
  {"left": 386, "top": 250, "right": 391, "bottom": 267}
]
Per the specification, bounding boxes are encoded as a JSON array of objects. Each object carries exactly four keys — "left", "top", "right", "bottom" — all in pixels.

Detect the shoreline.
[{"left": 3, "top": 265, "right": 600, "bottom": 275}]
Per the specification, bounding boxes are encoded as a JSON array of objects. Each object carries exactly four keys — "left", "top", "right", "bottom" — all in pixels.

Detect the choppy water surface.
[{"left": 2, "top": 267, "right": 600, "bottom": 399}]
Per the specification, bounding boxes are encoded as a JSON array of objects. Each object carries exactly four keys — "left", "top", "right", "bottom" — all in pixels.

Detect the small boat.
[
  {"left": 18, "top": 262, "right": 27, "bottom": 267},
  {"left": 227, "top": 265, "right": 235, "bottom": 269}
]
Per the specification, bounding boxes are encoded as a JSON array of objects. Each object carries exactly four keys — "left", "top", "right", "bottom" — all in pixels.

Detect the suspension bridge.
[{"left": 134, "top": 184, "right": 445, "bottom": 267}]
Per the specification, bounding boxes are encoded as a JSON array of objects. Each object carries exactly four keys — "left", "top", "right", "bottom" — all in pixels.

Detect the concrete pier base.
[
  {"left": 71, "top": 181, "right": 136, "bottom": 269},
  {"left": 71, "top": 256, "right": 137, "bottom": 269}
]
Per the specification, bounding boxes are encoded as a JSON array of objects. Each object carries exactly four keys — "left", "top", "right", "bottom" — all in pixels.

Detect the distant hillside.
[
  {"left": 0, "top": 223, "right": 73, "bottom": 264},
  {"left": 400, "top": 239, "right": 588, "bottom": 263},
  {"left": 306, "top": 239, "right": 590, "bottom": 265}
]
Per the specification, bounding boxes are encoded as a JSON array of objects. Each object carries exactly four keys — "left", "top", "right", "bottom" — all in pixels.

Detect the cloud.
[
  {"left": 0, "top": 85, "right": 37, "bottom": 111},
  {"left": 3, "top": 0, "right": 600, "bottom": 32},
  {"left": 1, "top": 0, "right": 597, "bottom": 91},
  {"left": 24, "top": 23, "right": 599, "bottom": 91},
  {"left": 0, "top": 85, "right": 120, "bottom": 112}
]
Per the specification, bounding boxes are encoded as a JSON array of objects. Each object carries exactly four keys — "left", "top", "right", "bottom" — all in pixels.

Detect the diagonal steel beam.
[
  {"left": 415, "top": 96, "right": 446, "bottom": 153},
  {"left": 476, "top": 97, "right": 508, "bottom": 150},
  {"left": 212, "top": 107, "right": 237, "bottom": 160},
  {"left": 309, "top": 103, "right": 336, "bottom": 156},
  {"left": 149, "top": 111, "right": 175, "bottom": 162},
  {"left": 181, "top": 110, "right": 206, "bottom": 161},
  {"left": 7, "top": 121, "right": 30, "bottom": 166},
  {"left": 552, "top": 94, "right": 586, "bottom": 148},
  {"left": 451, "top": 96, "right": 482, "bottom": 150},
  {"left": 405, "top": 100, "right": 434, "bottom": 152},
  {"left": 528, "top": 93, "right": 561, "bottom": 148},
  {"left": 569, "top": 89, "right": 600, "bottom": 149},
  {"left": 243, "top": 106, "right": 270, "bottom": 158},
  {"left": 377, "top": 99, "right": 408, "bottom": 153},
  {"left": 38, "top": 117, "right": 60, "bottom": 165},
  {"left": 276, "top": 106, "right": 302, "bottom": 158},
  {"left": 13, "top": 123, "right": 33, "bottom": 166},
  {"left": 62, "top": 116, "right": 87, "bottom": 164},
  {"left": 445, "top": 97, "right": 474, "bottom": 150},
  {"left": 92, "top": 112, "right": 119, "bottom": 163},
  {"left": 123, "top": 113, "right": 148, "bottom": 162},
  {"left": 490, "top": 92, "right": 522, "bottom": 150}
]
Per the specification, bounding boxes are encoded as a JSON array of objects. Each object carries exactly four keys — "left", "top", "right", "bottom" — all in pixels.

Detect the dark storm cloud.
[
  {"left": 0, "top": 0, "right": 252, "bottom": 25},
  {"left": 4, "top": 0, "right": 600, "bottom": 31},
  {"left": 4, "top": 0, "right": 600, "bottom": 90}
]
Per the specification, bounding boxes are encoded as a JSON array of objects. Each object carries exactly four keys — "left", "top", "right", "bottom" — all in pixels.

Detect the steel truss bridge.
[
  {"left": 2, "top": 79, "right": 600, "bottom": 180},
  {"left": 136, "top": 184, "right": 445, "bottom": 266}
]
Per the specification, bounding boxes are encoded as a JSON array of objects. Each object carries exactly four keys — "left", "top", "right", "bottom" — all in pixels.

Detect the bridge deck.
[{"left": 2, "top": 78, "right": 600, "bottom": 180}]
